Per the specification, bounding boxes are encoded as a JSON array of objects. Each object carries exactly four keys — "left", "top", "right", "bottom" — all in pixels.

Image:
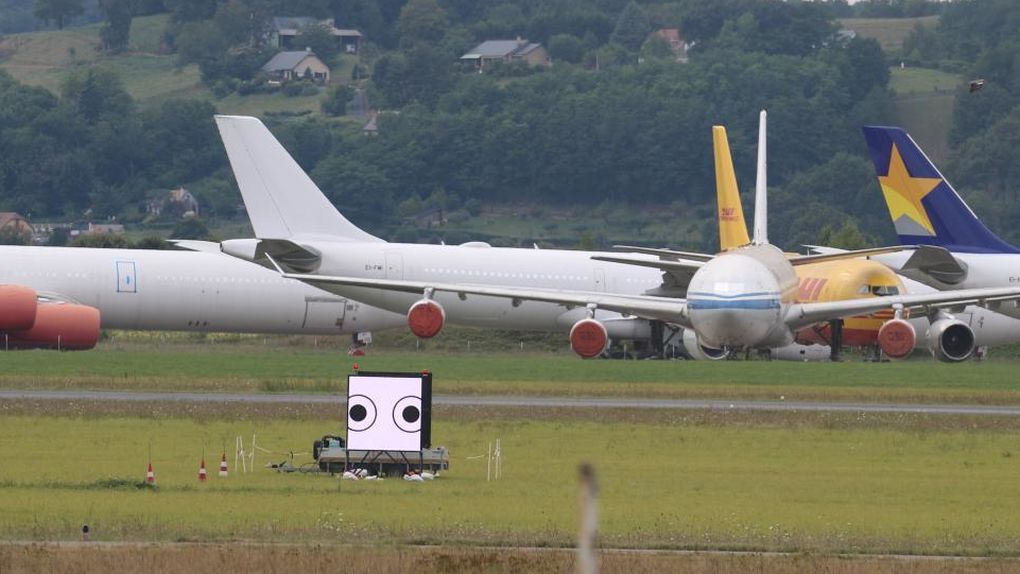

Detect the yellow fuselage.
[{"left": 793, "top": 259, "right": 904, "bottom": 347}]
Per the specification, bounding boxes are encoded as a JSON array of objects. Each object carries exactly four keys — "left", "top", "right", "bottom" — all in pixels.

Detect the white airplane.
[
  {"left": 215, "top": 112, "right": 1020, "bottom": 359},
  {"left": 0, "top": 243, "right": 406, "bottom": 350},
  {"left": 861, "top": 125, "right": 1020, "bottom": 325}
]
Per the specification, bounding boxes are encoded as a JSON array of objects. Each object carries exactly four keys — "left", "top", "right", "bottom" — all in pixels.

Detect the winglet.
[
  {"left": 861, "top": 125, "right": 1019, "bottom": 254},
  {"left": 713, "top": 126, "right": 751, "bottom": 251},
  {"left": 214, "top": 115, "right": 382, "bottom": 243},
  {"left": 752, "top": 110, "right": 768, "bottom": 245}
]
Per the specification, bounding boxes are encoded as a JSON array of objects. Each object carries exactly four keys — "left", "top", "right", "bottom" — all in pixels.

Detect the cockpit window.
[{"left": 858, "top": 284, "right": 899, "bottom": 296}]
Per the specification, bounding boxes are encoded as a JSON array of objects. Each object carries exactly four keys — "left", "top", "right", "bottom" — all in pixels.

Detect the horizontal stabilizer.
[
  {"left": 612, "top": 245, "right": 715, "bottom": 262},
  {"left": 168, "top": 240, "right": 222, "bottom": 253},
  {"left": 899, "top": 245, "right": 968, "bottom": 286}
]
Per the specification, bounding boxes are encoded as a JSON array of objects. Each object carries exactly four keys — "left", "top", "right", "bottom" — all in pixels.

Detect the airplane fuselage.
[
  {"left": 312, "top": 241, "right": 666, "bottom": 337},
  {"left": 686, "top": 244, "right": 798, "bottom": 349},
  {"left": 0, "top": 246, "right": 406, "bottom": 335}
]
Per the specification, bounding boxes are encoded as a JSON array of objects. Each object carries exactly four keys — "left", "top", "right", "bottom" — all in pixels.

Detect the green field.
[
  {"left": 3, "top": 411, "right": 1020, "bottom": 556},
  {"left": 4, "top": 343, "right": 1020, "bottom": 405},
  {"left": 839, "top": 16, "right": 939, "bottom": 55}
]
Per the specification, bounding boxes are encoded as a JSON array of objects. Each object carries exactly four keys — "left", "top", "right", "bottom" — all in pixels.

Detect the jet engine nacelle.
[
  {"left": 681, "top": 329, "right": 726, "bottom": 360},
  {"left": 407, "top": 299, "right": 445, "bottom": 338},
  {"left": 0, "top": 285, "right": 38, "bottom": 331},
  {"left": 2, "top": 304, "right": 101, "bottom": 350},
  {"left": 877, "top": 318, "right": 916, "bottom": 360},
  {"left": 569, "top": 318, "right": 608, "bottom": 359},
  {"left": 926, "top": 318, "right": 975, "bottom": 362}
]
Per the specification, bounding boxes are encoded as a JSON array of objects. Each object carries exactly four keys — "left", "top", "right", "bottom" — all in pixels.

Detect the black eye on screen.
[
  {"left": 393, "top": 396, "right": 422, "bottom": 433},
  {"left": 348, "top": 395, "right": 377, "bottom": 432}
]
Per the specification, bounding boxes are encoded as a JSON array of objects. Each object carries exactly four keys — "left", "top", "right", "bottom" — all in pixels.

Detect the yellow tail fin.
[{"left": 713, "top": 125, "right": 751, "bottom": 251}]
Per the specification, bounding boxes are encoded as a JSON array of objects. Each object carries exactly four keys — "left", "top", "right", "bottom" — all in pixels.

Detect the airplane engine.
[
  {"left": 926, "top": 318, "right": 975, "bottom": 362},
  {"left": 569, "top": 318, "right": 608, "bottom": 359},
  {"left": 681, "top": 329, "right": 726, "bottom": 360},
  {"left": 877, "top": 318, "right": 915, "bottom": 360},
  {"left": 407, "top": 299, "right": 445, "bottom": 338},
  {"left": 2, "top": 304, "right": 100, "bottom": 350},
  {"left": 0, "top": 285, "right": 38, "bottom": 331}
]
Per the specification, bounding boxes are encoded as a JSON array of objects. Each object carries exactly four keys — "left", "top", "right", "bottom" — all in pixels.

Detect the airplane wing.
[
  {"left": 786, "top": 245, "right": 913, "bottom": 265},
  {"left": 278, "top": 271, "right": 691, "bottom": 326},
  {"left": 786, "top": 286, "right": 1020, "bottom": 330}
]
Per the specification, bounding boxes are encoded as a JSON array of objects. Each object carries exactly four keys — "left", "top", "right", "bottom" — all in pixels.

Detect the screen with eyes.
[{"left": 347, "top": 373, "right": 432, "bottom": 451}]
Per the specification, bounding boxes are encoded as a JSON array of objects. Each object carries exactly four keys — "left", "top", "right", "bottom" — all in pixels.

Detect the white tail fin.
[
  {"left": 752, "top": 110, "right": 768, "bottom": 246},
  {"left": 214, "top": 115, "right": 381, "bottom": 243}
]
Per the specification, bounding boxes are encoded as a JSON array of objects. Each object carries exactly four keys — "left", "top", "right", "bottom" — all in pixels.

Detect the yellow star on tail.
[{"left": 879, "top": 143, "right": 943, "bottom": 235}]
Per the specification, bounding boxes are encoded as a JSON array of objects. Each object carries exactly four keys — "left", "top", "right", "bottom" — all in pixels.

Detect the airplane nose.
[{"left": 687, "top": 255, "right": 780, "bottom": 349}]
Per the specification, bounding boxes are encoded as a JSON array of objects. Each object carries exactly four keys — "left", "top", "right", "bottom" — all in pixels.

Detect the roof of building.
[
  {"left": 656, "top": 28, "right": 683, "bottom": 43},
  {"left": 262, "top": 50, "right": 320, "bottom": 72},
  {"left": 0, "top": 212, "right": 26, "bottom": 227},
  {"left": 461, "top": 40, "right": 542, "bottom": 60}
]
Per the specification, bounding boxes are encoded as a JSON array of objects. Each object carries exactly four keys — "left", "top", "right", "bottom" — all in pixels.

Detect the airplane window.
[{"left": 871, "top": 285, "right": 899, "bottom": 296}]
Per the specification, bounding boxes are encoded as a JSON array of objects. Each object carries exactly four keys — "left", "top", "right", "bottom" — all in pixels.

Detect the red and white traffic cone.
[
  {"left": 198, "top": 458, "right": 207, "bottom": 482},
  {"left": 146, "top": 462, "right": 155, "bottom": 484},
  {"left": 218, "top": 453, "right": 228, "bottom": 478}
]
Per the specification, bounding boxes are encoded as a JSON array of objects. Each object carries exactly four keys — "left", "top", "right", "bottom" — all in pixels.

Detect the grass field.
[
  {"left": 838, "top": 16, "right": 939, "bottom": 55},
  {"left": 4, "top": 411, "right": 1020, "bottom": 556},
  {"left": 4, "top": 343, "right": 1020, "bottom": 405},
  {"left": 9, "top": 543, "right": 1020, "bottom": 574}
]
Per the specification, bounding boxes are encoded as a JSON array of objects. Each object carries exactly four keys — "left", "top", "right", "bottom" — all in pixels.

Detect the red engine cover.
[
  {"left": 877, "top": 318, "right": 915, "bottom": 360},
  {"left": 2, "top": 304, "right": 101, "bottom": 350},
  {"left": 407, "top": 299, "right": 445, "bottom": 339},
  {"left": 0, "top": 285, "right": 38, "bottom": 331},
  {"left": 569, "top": 318, "right": 608, "bottom": 359}
]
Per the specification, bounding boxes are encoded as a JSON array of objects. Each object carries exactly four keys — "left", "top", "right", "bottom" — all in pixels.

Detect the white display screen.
[{"left": 347, "top": 374, "right": 427, "bottom": 451}]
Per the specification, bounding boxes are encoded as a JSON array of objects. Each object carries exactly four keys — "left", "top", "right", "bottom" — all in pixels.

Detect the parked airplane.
[
  {"left": 862, "top": 125, "right": 1020, "bottom": 323},
  {"left": 215, "top": 113, "right": 1020, "bottom": 359},
  {"left": 0, "top": 244, "right": 406, "bottom": 350},
  {"left": 712, "top": 124, "right": 906, "bottom": 359}
]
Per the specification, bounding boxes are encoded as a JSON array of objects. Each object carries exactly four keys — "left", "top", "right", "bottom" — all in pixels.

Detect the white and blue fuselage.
[{"left": 686, "top": 244, "right": 798, "bottom": 349}]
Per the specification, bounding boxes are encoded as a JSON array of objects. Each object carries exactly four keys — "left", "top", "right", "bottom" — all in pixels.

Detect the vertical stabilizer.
[
  {"left": 712, "top": 126, "right": 751, "bottom": 251},
  {"left": 214, "top": 115, "right": 381, "bottom": 243},
  {"left": 861, "top": 126, "right": 1018, "bottom": 254},
  {"left": 752, "top": 110, "right": 768, "bottom": 245}
]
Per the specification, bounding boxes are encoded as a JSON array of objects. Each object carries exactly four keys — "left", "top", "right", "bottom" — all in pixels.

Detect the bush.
[
  {"left": 282, "top": 82, "right": 305, "bottom": 96},
  {"left": 321, "top": 84, "right": 353, "bottom": 116}
]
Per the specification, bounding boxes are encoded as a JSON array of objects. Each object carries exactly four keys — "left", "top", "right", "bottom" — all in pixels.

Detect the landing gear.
[{"left": 828, "top": 319, "right": 844, "bottom": 362}]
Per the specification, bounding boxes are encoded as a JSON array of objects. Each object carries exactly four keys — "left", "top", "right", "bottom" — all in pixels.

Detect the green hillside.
[
  {"left": 839, "top": 15, "right": 938, "bottom": 55},
  {"left": 889, "top": 66, "right": 960, "bottom": 165},
  {"left": 0, "top": 13, "right": 339, "bottom": 115}
]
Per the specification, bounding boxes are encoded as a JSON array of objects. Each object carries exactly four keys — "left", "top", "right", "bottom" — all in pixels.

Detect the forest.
[{"left": 1, "top": 0, "right": 1018, "bottom": 251}]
